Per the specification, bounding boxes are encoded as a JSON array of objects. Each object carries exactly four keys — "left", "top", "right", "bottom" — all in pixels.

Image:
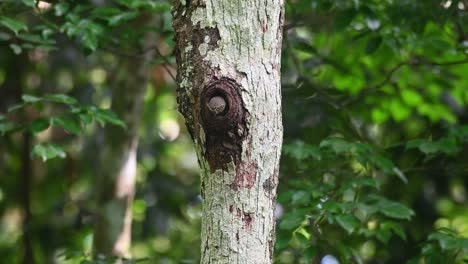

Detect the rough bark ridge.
[{"left": 172, "top": 1, "right": 284, "bottom": 263}]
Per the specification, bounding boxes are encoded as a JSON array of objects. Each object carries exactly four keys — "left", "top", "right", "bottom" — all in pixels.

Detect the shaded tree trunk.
[
  {"left": 172, "top": 1, "right": 284, "bottom": 263},
  {"left": 21, "top": 131, "right": 34, "bottom": 264},
  {"left": 9, "top": 53, "right": 35, "bottom": 264},
  {"left": 93, "top": 21, "right": 155, "bottom": 257}
]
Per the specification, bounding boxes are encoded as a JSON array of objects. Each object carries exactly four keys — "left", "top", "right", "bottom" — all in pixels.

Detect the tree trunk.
[
  {"left": 93, "top": 21, "right": 155, "bottom": 257},
  {"left": 172, "top": 1, "right": 284, "bottom": 263}
]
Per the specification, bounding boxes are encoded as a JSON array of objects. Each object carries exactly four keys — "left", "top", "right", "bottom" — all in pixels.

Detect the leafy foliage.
[
  {"left": 0, "top": 93, "right": 125, "bottom": 161},
  {"left": 57, "top": 250, "right": 151, "bottom": 264},
  {"left": 278, "top": 138, "right": 414, "bottom": 262},
  {"left": 408, "top": 228, "right": 468, "bottom": 264},
  {"left": 277, "top": 0, "right": 468, "bottom": 263}
]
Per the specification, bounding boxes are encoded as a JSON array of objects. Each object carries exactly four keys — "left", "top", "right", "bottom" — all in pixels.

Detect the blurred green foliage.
[
  {"left": 0, "top": 0, "right": 467, "bottom": 263},
  {"left": 278, "top": 0, "right": 468, "bottom": 263}
]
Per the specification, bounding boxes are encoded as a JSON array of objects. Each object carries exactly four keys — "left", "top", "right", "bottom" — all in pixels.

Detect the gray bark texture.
[
  {"left": 93, "top": 19, "right": 155, "bottom": 257},
  {"left": 172, "top": 1, "right": 284, "bottom": 263}
]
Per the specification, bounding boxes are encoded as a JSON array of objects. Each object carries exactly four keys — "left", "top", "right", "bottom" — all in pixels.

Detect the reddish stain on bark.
[
  {"left": 261, "top": 20, "right": 268, "bottom": 32},
  {"left": 268, "top": 240, "right": 273, "bottom": 260},
  {"left": 231, "top": 162, "right": 257, "bottom": 189},
  {"left": 242, "top": 212, "right": 254, "bottom": 231},
  {"left": 229, "top": 205, "right": 234, "bottom": 213}
]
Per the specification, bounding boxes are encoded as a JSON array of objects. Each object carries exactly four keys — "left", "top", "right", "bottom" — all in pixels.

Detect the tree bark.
[
  {"left": 172, "top": 1, "right": 284, "bottom": 263},
  {"left": 93, "top": 21, "right": 155, "bottom": 257}
]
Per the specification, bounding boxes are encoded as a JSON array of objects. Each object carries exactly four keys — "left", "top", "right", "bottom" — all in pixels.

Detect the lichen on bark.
[{"left": 172, "top": 0, "right": 284, "bottom": 263}]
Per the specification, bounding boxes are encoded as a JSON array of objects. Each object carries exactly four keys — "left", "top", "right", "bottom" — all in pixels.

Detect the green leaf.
[
  {"left": 283, "top": 141, "right": 321, "bottom": 161},
  {"left": 122, "top": 257, "right": 151, "bottom": 264},
  {"left": 365, "top": 35, "right": 382, "bottom": 54},
  {"left": 293, "top": 39, "right": 317, "bottom": 55},
  {"left": 334, "top": 243, "right": 353, "bottom": 261},
  {"left": 0, "top": 122, "right": 16, "bottom": 135},
  {"left": 320, "top": 138, "right": 350, "bottom": 153},
  {"left": 380, "top": 202, "right": 414, "bottom": 220},
  {"left": 406, "top": 138, "right": 460, "bottom": 155},
  {"left": 91, "top": 7, "right": 121, "bottom": 17},
  {"left": 32, "top": 143, "right": 66, "bottom": 162},
  {"left": 436, "top": 227, "right": 459, "bottom": 236},
  {"left": 0, "top": 16, "right": 27, "bottom": 35},
  {"left": 78, "top": 112, "right": 93, "bottom": 125},
  {"left": 275, "top": 232, "right": 291, "bottom": 250},
  {"left": 340, "top": 178, "right": 379, "bottom": 193},
  {"left": 18, "top": 33, "right": 56, "bottom": 46},
  {"left": 370, "top": 155, "right": 394, "bottom": 173},
  {"left": 371, "top": 108, "right": 389, "bottom": 123},
  {"left": 9, "top": 43, "right": 22, "bottom": 54},
  {"left": 0, "top": 32, "right": 11, "bottom": 41},
  {"left": 52, "top": 117, "right": 81, "bottom": 134},
  {"left": 21, "top": 43, "right": 35, "bottom": 50},
  {"left": 22, "top": 0, "right": 36, "bottom": 7},
  {"left": 150, "top": 2, "right": 172, "bottom": 12},
  {"left": 406, "top": 139, "right": 437, "bottom": 154},
  {"left": 279, "top": 209, "right": 308, "bottom": 230},
  {"left": 108, "top": 12, "right": 138, "bottom": 26},
  {"left": 22, "top": 94, "right": 42, "bottom": 103},
  {"left": 61, "top": 19, "right": 101, "bottom": 52},
  {"left": 401, "top": 89, "right": 423, "bottom": 106},
  {"left": 81, "top": 30, "right": 98, "bottom": 51},
  {"left": 393, "top": 167, "right": 408, "bottom": 184},
  {"left": 114, "top": 0, "right": 171, "bottom": 11},
  {"left": 54, "top": 2, "right": 70, "bottom": 16},
  {"left": 30, "top": 118, "right": 50, "bottom": 133},
  {"left": 44, "top": 94, "right": 78, "bottom": 105},
  {"left": 421, "top": 243, "right": 438, "bottom": 255},
  {"left": 41, "top": 28, "right": 55, "bottom": 40},
  {"left": 428, "top": 232, "right": 462, "bottom": 251},
  {"left": 376, "top": 228, "right": 392, "bottom": 243},
  {"left": 303, "top": 247, "right": 317, "bottom": 263},
  {"left": 7, "top": 103, "right": 25, "bottom": 113},
  {"left": 371, "top": 196, "right": 414, "bottom": 220},
  {"left": 380, "top": 221, "right": 406, "bottom": 240},
  {"left": 334, "top": 8, "right": 357, "bottom": 30},
  {"left": 335, "top": 214, "right": 360, "bottom": 234},
  {"left": 291, "top": 191, "right": 311, "bottom": 205},
  {"left": 293, "top": 228, "right": 311, "bottom": 249},
  {"left": 95, "top": 109, "right": 126, "bottom": 128}
]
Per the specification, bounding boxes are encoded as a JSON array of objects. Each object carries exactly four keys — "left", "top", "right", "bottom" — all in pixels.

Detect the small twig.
[
  {"left": 373, "top": 57, "right": 468, "bottom": 89},
  {"left": 427, "top": 58, "right": 468, "bottom": 66},
  {"left": 102, "top": 45, "right": 176, "bottom": 82},
  {"left": 372, "top": 61, "right": 409, "bottom": 89},
  {"left": 152, "top": 46, "right": 177, "bottom": 81},
  {"left": 343, "top": 57, "right": 468, "bottom": 106}
]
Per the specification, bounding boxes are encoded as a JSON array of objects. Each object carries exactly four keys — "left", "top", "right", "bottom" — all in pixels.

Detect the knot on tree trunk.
[{"left": 200, "top": 77, "right": 248, "bottom": 172}]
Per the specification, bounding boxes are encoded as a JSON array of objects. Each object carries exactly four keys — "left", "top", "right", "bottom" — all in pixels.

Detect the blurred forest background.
[{"left": 0, "top": 0, "right": 468, "bottom": 263}]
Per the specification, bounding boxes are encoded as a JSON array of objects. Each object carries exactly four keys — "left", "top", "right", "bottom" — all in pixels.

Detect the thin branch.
[
  {"left": 372, "top": 61, "right": 409, "bottom": 89},
  {"left": 101, "top": 45, "right": 176, "bottom": 82},
  {"left": 343, "top": 56, "right": 468, "bottom": 106},
  {"left": 152, "top": 46, "right": 177, "bottom": 82},
  {"left": 373, "top": 57, "right": 468, "bottom": 89},
  {"left": 427, "top": 58, "right": 468, "bottom": 66}
]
